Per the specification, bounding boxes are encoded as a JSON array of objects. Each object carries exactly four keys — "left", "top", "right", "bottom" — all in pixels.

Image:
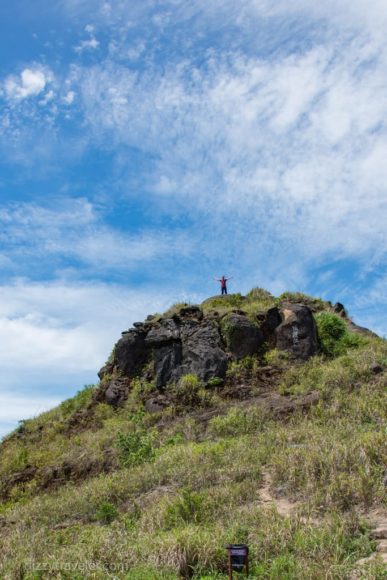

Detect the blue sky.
[{"left": 0, "top": 0, "right": 386, "bottom": 437}]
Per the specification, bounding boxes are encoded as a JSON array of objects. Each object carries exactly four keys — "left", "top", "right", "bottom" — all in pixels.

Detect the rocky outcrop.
[
  {"left": 347, "top": 320, "right": 379, "bottom": 338},
  {"left": 97, "top": 297, "right": 351, "bottom": 405},
  {"left": 99, "top": 306, "right": 230, "bottom": 404},
  {"left": 275, "top": 303, "right": 318, "bottom": 360}
]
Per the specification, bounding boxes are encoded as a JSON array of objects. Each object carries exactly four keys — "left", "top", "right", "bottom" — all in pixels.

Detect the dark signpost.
[{"left": 226, "top": 544, "right": 249, "bottom": 578}]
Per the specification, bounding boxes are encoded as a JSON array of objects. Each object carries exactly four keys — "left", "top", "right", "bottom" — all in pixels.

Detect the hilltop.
[{"left": 0, "top": 289, "right": 386, "bottom": 578}]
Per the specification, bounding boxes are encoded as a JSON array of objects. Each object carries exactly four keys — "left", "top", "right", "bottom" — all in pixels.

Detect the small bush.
[
  {"left": 95, "top": 501, "right": 119, "bottom": 524},
  {"left": 207, "top": 376, "right": 224, "bottom": 388},
  {"left": 164, "top": 489, "right": 206, "bottom": 528},
  {"left": 316, "top": 312, "right": 366, "bottom": 357},
  {"left": 162, "top": 302, "right": 190, "bottom": 318},
  {"left": 263, "top": 348, "right": 290, "bottom": 368},
  {"left": 226, "top": 356, "right": 259, "bottom": 381},
  {"left": 202, "top": 293, "right": 244, "bottom": 313},
  {"left": 246, "top": 287, "right": 274, "bottom": 302},
  {"left": 171, "top": 375, "right": 213, "bottom": 409},
  {"left": 245, "top": 287, "right": 276, "bottom": 311},
  {"left": 278, "top": 292, "right": 327, "bottom": 311},
  {"left": 116, "top": 429, "right": 155, "bottom": 467}
]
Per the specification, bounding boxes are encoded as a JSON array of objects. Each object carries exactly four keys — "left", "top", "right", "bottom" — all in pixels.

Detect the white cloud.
[
  {"left": 0, "top": 198, "right": 194, "bottom": 272},
  {"left": 75, "top": 32, "right": 387, "bottom": 268},
  {"left": 63, "top": 90, "right": 76, "bottom": 104},
  {"left": 4, "top": 67, "right": 51, "bottom": 100},
  {"left": 75, "top": 37, "right": 100, "bottom": 52}
]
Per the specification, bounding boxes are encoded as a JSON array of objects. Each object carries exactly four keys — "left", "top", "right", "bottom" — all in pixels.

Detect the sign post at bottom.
[{"left": 226, "top": 544, "right": 249, "bottom": 579}]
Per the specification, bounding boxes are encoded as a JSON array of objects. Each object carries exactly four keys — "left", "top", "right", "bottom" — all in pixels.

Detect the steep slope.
[{"left": 0, "top": 289, "right": 386, "bottom": 579}]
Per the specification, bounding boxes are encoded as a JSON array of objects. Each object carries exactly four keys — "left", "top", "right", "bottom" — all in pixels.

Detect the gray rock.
[
  {"left": 179, "top": 321, "right": 228, "bottom": 383},
  {"left": 221, "top": 313, "right": 265, "bottom": 359},
  {"left": 145, "top": 318, "right": 180, "bottom": 346},
  {"left": 105, "top": 378, "right": 131, "bottom": 407},
  {"left": 145, "top": 395, "right": 169, "bottom": 413},
  {"left": 347, "top": 321, "right": 379, "bottom": 338},
  {"left": 370, "top": 362, "right": 383, "bottom": 374},
  {"left": 333, "top": 302, "right": 347, "bottom": 317},
  {"left": 276, "top": 304, "right": 318, "bottom": 360},
  {"left": 153, "top": 342, "right": 183, "bottom": 389},
  {"left": 115, "top": 330, "right": 149, "bottom": 377},
  {"left": 97, "top": 361, "right": 114, "bottom": 381}
]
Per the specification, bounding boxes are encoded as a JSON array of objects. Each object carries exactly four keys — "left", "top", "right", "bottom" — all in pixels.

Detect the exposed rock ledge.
[{"left": 97, "top": 300, "right": 318, "bottom": 406}]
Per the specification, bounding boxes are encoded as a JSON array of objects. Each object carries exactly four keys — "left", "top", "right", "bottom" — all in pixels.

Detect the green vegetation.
[
  {"left": 201, "top": 288, "right": 276, "bottom": 320},
  {"left": 116, "top": 428, "right": 155, "bottom": 468},
  {"left": 95, "top": 501, "right": 119, "bottom": 524},
  {"left": 315, "top": 311, "right": 366, "bottom": 357},
  {"left": 170, "top": 374, "right": 217, "bottom": 411},
  {"left": 162, "top": 302, "right": 190, "bottom": 318},
  {"left": 0, "top": 290, "right": 386, "bottom": 578},
  {"left": 277, "top": 291, "right": 328, "bottom": 311}
]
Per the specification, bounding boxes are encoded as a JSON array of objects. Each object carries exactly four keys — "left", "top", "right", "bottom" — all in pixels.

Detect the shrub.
[
  {"left": 316, "top": 312, "right": 366, "bottom": 357},
  {"left": 245, "top": 287, "right": 276, "bottom": 311},
  {"left": 226, "top": 356, "right": 259, "bottom": 381},
  {"left": 171, "top": 375, "right": 213, "bottom": 409},
  {"left": 116, "top": 429, "right": 155, "bottom": 467},
  {"left": 162, "top": 302, "right": 190, "bottom": 318},
  {"left": 278, "top": 292, "right": 327, "bottom": 311},
  {"left": 207, "top": 376, "right": 224, "bottom": 388},
  {"left": 246, "top": 287, "right": 274, "bottom": 302},
  {"left": 263, "top": 348, "right": 290, "bottom": 368},
  {"left": 95, "top": 502, "right": 119, "bottom": 524},
  {"left": 164, "top": 489, "right": 206, "bottom": 528},
  {"left": 202, "top": 293, "right": 244, "bottom": 312}
]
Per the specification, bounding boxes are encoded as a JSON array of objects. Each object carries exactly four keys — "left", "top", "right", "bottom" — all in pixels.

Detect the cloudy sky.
[{"left": 0, "top": 0, "right": 386, "bottom": 437}]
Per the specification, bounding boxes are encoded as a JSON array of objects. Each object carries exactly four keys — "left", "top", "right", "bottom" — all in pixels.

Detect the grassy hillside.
[{"left": 0, "top": 291, "right": 386, "bottom": 579}]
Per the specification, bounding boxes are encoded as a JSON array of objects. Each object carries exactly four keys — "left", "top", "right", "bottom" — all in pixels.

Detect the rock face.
[
  {"left": 115, "top": 330, "right": 148, "bottom": 377},
  {"left": 221, "top": 313, "right": 265, "bottom": 359},
  {"left": 275, "top": 304, "right": 318, "bottom": 360},
  {"left": 179, "top": 321, "right": 228, "bottom": 382},
  {"left": 97, "top": 299, "right": 322, "bottom": 405}
]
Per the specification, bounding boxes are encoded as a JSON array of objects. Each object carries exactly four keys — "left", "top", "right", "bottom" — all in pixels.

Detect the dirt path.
[{"left": 258, "top": 471, "right": 300, "bottom": 517}]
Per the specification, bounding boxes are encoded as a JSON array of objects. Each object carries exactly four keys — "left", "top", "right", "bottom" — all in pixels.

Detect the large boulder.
[
  {"left": 221, "top": 313, "right": 265, "bottom": 359},
  {"left": 275, "top": 304, "right": 318, "bottom": 360}
]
